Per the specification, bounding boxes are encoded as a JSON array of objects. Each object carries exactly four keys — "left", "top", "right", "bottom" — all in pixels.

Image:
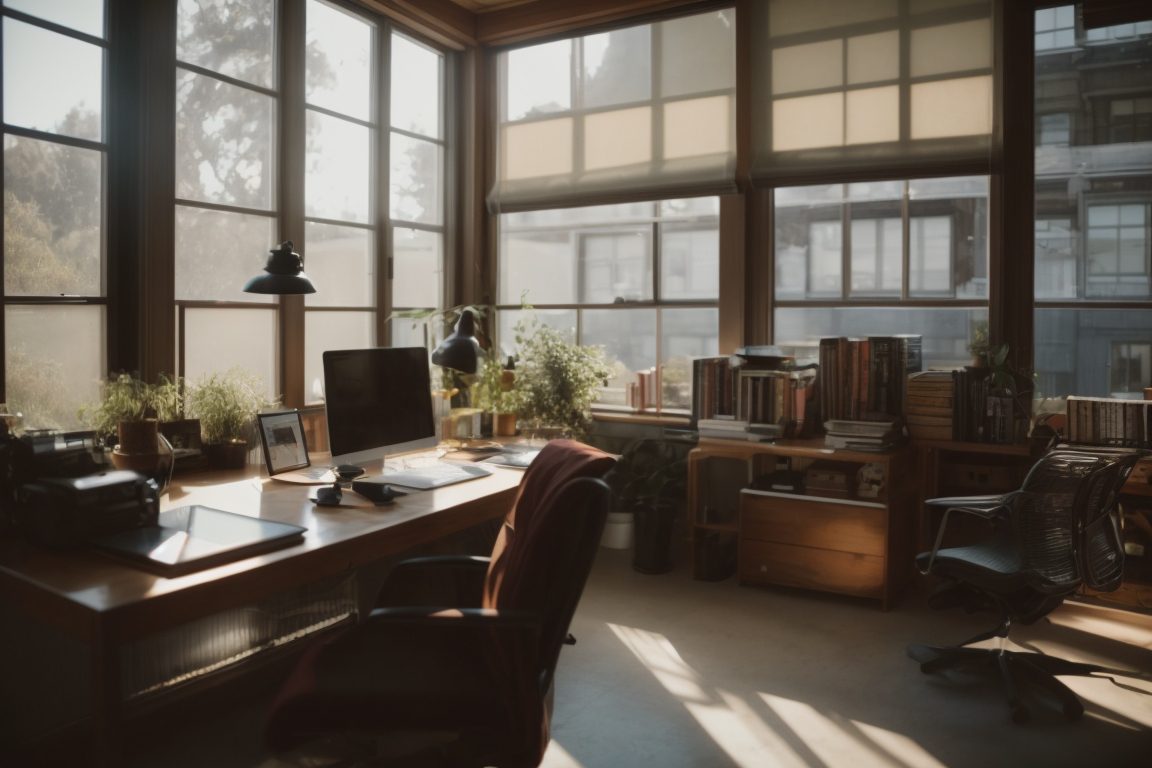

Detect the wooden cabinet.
[{"left": 687, "top": 438, "right": 914, "bottom": 609}]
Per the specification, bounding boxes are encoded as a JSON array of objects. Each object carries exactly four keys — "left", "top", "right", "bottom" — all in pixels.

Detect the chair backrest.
[
  {"left": 1012, "top": 448, "right": 1139, "bottom": 593},
  {"left": 483, "top": 439, "right": 616, "bottom": 650}
]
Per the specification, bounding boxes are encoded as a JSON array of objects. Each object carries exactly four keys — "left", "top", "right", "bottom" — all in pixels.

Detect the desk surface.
[{"left": 0, "top": 460, "right": 523, "bottom": 641}]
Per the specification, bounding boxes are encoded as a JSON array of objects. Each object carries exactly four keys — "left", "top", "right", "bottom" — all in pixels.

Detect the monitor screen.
[{"left": 322, "top": 347, "right": 438, "bottom": 468}]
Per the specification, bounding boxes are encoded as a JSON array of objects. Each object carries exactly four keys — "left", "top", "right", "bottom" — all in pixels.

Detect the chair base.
[{"left": 907, "top": 642, "right": 1109, "bottom": 723}]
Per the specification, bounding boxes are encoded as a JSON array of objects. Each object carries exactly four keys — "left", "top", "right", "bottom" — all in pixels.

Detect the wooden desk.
[{"left": 0, "top": 461, "right": 523, "bottom": 761}]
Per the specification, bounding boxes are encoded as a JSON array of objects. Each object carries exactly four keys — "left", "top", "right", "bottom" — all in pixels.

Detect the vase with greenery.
[
  {"left": 153, "top": 373, "right": 203, "bottom": 455},
  {"left": 82, "top": 372, "right": 157, "bottom": 452},
  {"left": 511, "top": 316, "right": 611, "bottom": 439},
  {"left": 186, "top": 368, "right": 272, "bottom": 468}
]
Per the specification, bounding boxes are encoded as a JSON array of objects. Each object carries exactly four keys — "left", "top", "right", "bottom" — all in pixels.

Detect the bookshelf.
[{"left": 686, "top": 438, "right": 915, "bottom": 609}]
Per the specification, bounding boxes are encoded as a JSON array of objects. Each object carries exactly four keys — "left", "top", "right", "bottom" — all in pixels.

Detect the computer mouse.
[
  {"left": 351, "top": 480, "right": 407, "bottom": 504},
  {"left": 334, "top": 464, "right": 366, "bottom": 482},
  {"left": 313, "top": 484, "right": 343, "bottom": 506}
]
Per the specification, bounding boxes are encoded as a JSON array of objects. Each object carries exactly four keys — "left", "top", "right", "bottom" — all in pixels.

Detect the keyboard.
[{"left": 372, "top": 461, "right": 494, "bottom": 490}]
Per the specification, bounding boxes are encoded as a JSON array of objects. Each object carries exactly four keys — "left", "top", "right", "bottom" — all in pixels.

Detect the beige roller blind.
[
  {"left": 489, "top": 9, "right": 737, "bottom": 212},
  {"left": 752, "top": 0, "right": 994, "bottom": 181}
]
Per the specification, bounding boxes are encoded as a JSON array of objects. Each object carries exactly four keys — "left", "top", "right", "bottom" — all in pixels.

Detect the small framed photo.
[{"left": 257, "top": 410, "right": 310, "bottom": 475}]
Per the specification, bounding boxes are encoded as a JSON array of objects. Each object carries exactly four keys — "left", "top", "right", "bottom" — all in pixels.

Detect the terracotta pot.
[
  {"left": 493, "top": 412, "right": 517, "bottom": 437},
  {"left": 117, "top": 419, "right": 159, "bottom": 455},
  {"left": 203, "top": 440, "right": 249, "bottom": 469}
]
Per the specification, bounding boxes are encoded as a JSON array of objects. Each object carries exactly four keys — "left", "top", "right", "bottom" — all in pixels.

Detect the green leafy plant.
[
  {"left": 511, "top": 315, "right": 611, "bottom": 438},
  {"left": 186, "top": 368, "right": 274, "bottom": 445},
  {"left": 81, "top": 372, "right": 157, "bottom": 437},
  {"left": 153, "top": 373, "right": 187, "bottom": 423},
  {"left": 469, "top": 353, "right": 516, "bottom": 414}
]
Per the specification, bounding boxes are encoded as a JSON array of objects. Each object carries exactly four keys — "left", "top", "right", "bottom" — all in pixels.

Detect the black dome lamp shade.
[
  {"left": 243, "top": 241, "right": 316, "bottom": 295},
  {"left": 431, "top": 309, "right": 482, "bottom": 375}
]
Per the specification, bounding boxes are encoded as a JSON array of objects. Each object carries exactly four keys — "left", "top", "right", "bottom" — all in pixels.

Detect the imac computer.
[
  {"left": 322, "top": 347, "right": 439, "bottom": 468},
  {"left": 321, "top": 347, "right": 491, "bottom": 490}
]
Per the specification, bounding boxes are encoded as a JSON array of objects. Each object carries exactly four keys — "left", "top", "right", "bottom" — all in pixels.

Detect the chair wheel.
[{"left": 1011, "top": 703, "right": 1030, "bottom": 724}]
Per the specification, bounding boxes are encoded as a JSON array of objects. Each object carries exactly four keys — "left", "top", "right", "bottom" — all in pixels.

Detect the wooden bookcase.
[{"left": 686, "top": 438, "right": 915, "bottom": 610}]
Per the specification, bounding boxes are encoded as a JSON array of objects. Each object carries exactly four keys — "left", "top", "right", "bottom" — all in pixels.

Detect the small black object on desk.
[{"left": 351, "top": 480, "right": 406, "bottom": 504}]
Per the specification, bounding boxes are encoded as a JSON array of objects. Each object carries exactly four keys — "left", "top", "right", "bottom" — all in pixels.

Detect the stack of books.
[
  {"left": 823, "top": 419, "right": 902, "bottom": 451},
  {"left": 904, "top": 370, "right": 955, "bottom": 441},
  {"left": 696, "top": 416, "right": 751, "bottom": 441}
]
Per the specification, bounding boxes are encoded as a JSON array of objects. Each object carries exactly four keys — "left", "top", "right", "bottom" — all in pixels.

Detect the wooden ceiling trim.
[
  {"left": 474, "top": 0, "right": 717, "bottom": 47},
  {"left": 354, "top": 0, "right": 478, "bottom": 48}
]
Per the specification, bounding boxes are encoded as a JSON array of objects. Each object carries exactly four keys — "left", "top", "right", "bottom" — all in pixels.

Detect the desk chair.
[
  {"left": 908, "top": 447, "right": 1142, "bottom": 723},
  {"left": 264, "top": 439, "right": 615, "bottom": 767}
]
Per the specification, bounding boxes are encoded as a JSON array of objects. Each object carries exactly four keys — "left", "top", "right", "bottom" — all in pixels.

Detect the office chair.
[
  {"left": 908, "top": 446, "right": 1142, "bottom": 724},
  {"left": 264, "top": 439, "right": 616, "bottom": 767}
]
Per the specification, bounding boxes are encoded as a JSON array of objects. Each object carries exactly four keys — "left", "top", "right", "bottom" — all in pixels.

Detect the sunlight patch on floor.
[
  {"left": 760, "top": 693, "right": 948, "bottom": 768},
  {"left": 540, "top": 740, "right": 584, "bottom": 768},
  {"left": 609, "top": 622, "right": 912, "bottom": 768}
]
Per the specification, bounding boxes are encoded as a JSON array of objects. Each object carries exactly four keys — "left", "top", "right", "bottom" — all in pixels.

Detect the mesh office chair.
[
  {"left": 908, "top": 447, "right": 1142, "bottom": 723},
  {"left": 264, "top": 439, "right": 615, "bottom": 767}
]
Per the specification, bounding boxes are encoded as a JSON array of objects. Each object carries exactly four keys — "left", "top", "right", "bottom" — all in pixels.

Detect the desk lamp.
[
  {"left": 243, "top": 241, "right": 316, "bottom": 295},
  {"left": 431, "top": 309, "right": 485, "bottom": 444}
]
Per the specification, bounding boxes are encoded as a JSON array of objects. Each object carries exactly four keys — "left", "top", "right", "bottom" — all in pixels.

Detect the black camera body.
[{"left": 1, "top": 430, "right": 159, "bottom": 548}]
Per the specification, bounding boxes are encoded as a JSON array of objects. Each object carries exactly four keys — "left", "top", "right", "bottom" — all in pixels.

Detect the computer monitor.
[{"left": 321, "top": 347, "right": 438, "bottom": 469}]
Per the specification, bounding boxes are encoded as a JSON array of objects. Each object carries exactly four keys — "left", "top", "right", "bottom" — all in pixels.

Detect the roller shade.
[
  {"left": 751, "top": 0, "right": 995, "bottom": 182},
  {"left": 489, "top": 9, "right": 737, "bottom": 212}
]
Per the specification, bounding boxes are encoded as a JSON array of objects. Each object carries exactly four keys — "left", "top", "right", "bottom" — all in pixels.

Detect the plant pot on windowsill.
[
  {"left": 493, "top": 412, "right": 517, "bottom": 437},
  {"left": 202, "top": 439, "right": 249, "bottom": 470}
]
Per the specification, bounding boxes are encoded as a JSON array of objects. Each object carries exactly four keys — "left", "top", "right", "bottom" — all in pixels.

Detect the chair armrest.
[
  {"left": 919, "top": 493, "right": 1015, "bottom": 576},
  {"left": 374, "top": 555, "right": 491, "bottom": 608}
]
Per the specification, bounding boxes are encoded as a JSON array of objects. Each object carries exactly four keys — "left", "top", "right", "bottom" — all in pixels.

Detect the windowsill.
[{"left": 592, "top": 408, "right": 692, "bottom": 427}]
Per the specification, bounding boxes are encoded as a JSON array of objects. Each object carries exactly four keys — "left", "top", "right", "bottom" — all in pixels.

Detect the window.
[
  {"left": 1034, "top": 4, "right": 1152, "bottom": 399},
  {"left": 490, "top": 9, "right": 736, "bottom": 211},
  {"left": 497, "top": 199, "right": 720, "bottom": 411},
  {"left": 2, "top": 0, "right": 107, "bottom": 428},
  {"left": 774, "top": 177, "right": 989, "bottom": 367},
  {"left": 174, "top": 0, "right": 278, "bottom": 394}
]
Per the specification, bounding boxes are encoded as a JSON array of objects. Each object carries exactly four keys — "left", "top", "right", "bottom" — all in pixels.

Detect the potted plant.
[
  {"left": 82, "top": 372, "right": 157, "bottom": 454},
  {"left": 153, "top": 373, "right": 203, "bottom": 458},
  {"left": 470, "top": 353, "right": 518, "bottom": 437},
  {"left": 511, "top": 316, "right": 611, "bottom": 440},
  {"left": 609, "top": 438, "right": 688, "bottom": 574},
  {"left": 186, "top": 368, "right": 273, "bottom": 468}
]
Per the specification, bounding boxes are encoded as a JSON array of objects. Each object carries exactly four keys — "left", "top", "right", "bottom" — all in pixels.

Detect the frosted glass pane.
[
  {"left": 305, "top": 111, "right": 371, "bottom": 223},
  {"left": 584, "top": 107, "right": 651, "bottom": 171},
  {"left": 580, "top": 231, "right": 651, "bottom": 303},
  {"left": 303, "top": 222, "right": 374, "bottom": 307},
  {"left": 176, "top": 71, "right": 275, "bottom": 209},
  {"left": 664, "top": 96, "right": 732, "bottom": 159},
  {"left": 660, "top": 10, "right": 736, "bottom": 97},
  {"left": 183, "top": 309, "right": 277, "bottom": 400},
  {"left": 583, "top": 26, "right": 650, "bottom": 108},
  {"left": 305, "top": 312, "right": 373, "bottom": 402},
  {"left": 661, "top": 226, "right": 718, "bottom": 300},
  {"left": 306, "top": 0, "right": 372, "bottom": 122},
  {"left": 177, "top": 0, "right": 274, "bottom": 89},
  {"left": 846, "top": 86, "right": 899, "bottom": 145},
  {"left": 773, "top": 94, "right": 843, "bottom": 151},
  {"left": 4, "top": 19, "right": 103, "bottom": 141},
  {"left": 7, "top": 0, "right": 104, "bottom": 37},
  {"left": 769, "top": 0, "right": 897, "bottom": 37},
  {"left": 392, "top": 33, "right": 441, "bottom": 138},
  {"left": 4, "top": 136, "right": 102, "bottom": 296},
  {"left": 909, "top": 216, "right": 953, "bottom": 294},
  {"left": 175, "top": 206, "right": 275, "bottom": 302},
  {"left": 847, "top": 31, "right": 899, "bottom": 84},
  {"left": 501, "top": 119, "right": 573, "bottom": 180},
  {"left": 911, "top": 19, "right": 992, "bottom": 77},
  {"left": 505, "top": 40, "right": 570, "bottom": 121},
  {"left": 911, "top": 76, "right": 992, "bottom": 138},
  {"left": 773, "top": 41, "right": 842, "bottom": 94},
  {"left": 5, "top": 305, "right": 104, "bottom": 431},
  {"left": 498, "top": 230, "right": 575, "bottom": 305},
  {"left": 392, "top": 228, "right": 441, "bottom": 309},
  {"left": 389, "top": 134, "right": 442, "bottom": 225},
  {"left": 582, "top": 308, "right": 656, "bottom": 406}
]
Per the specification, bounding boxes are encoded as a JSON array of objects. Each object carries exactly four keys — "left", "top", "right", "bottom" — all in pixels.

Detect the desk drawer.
[
  {"left": 740, "top": 491, "right": 886, "bottom": 557},
  {"left": 739, "top": 540, "right": 885, "bottom": 597}
]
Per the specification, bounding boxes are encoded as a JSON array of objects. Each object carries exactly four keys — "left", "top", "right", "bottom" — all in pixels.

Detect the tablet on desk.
[{"left": 92, "top": 505, "right": 306, "bottom": 576}]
